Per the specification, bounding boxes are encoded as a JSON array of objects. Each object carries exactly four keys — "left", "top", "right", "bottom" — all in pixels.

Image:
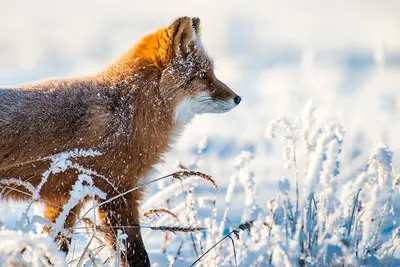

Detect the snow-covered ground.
[{"left": 1, "top": 0, "right": 400, "bottom": 266}]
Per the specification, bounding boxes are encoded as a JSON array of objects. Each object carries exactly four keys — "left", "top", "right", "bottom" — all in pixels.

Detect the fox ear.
[
  {"left": 192, "top": 17, "right": 201, "bottom": 35},
  {"left": 170, "top": 17, "right": 199, "bottom": 58}
]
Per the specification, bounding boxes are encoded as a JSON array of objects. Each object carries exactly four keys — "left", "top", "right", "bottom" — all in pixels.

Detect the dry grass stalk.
[
  {"left": 150, "top": 225, "right": 206, "bottom": 233},
  {"left": 172, "top": 170, "right": 219, "bottom": 191},
  {"left": 143, "top": 208, "right": 180, "bottom": 222}
]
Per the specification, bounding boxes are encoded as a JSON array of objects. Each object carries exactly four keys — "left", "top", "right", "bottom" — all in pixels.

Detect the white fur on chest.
[
  {"left": 171, "top": 96, "right": 199, "bottom": 145},
  {"left": 171, "top": 92, "right": 212, "bottom": 147},
  {"left": 174, "top": 97, "right": 198, "bottom": 126}
]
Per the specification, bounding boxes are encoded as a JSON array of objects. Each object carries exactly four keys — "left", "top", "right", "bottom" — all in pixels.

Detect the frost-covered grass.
[
  {"left": 144, "top": 103, "right": 400, "bottom": 266},
  {"left": 1, "top": 103, "right": 399, "bottom": 266}
]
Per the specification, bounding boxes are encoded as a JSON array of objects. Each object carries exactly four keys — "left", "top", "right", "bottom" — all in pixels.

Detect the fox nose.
[{"left": 234, "top": 95, "right": 242, "bottom": 105}]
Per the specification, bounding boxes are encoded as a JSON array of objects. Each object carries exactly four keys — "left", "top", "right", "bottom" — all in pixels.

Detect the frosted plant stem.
[
  {"left": 179, "top": 182, "right": 199, "bottom": 257},
  {"left": 348, "top": 188, "right": 361, "bottom": 237},
  {"left": 33, "top": 169, "right": 51, "bottom": 200},
  {"left": 191, "top": 221, "right": 252, "bottom": 267},
  {"left": 283, "top": 197, "right": 289, "bottom": 240},
  {"left": 370, "top": 195, "right": 391, "bottom": 247},
  {"left": 18, "top": 168, "right": 52, "bottom": 222},
  {"left": 219, "top": 171, "right": 238, "bottom": 236},
  {"left": 19, "top": 201, "right": 33, "bottom": 229},
  {"left": 305, "top": 193, "right": 314, "bottom": 254},
  {"left": 66, "top": 235, "right": 105, "bottom": 265},
  {"left": 76, "top": 234, "right": 95, "bottom": 267},
  {"left": 71, "top": 162, "right": 125, "bottom": 204},
  {"left": 291, "top": 139, "right": 300, "bottom": 218},
  {"left": 173, "top": 241, "right": 185, "bottom": 264},
  {"left": 115, "top": 230, "right": 122, "bottom": 267},
  {"left": 190, "top": 230, "right": 235, "bottom": 267},
  {"left": 227, "top": 235, "right": 238, "bottom": 267}
]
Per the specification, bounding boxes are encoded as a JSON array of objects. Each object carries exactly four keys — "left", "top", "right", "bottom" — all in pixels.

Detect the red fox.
[{"left": 0, "top": 17, "right": 240, "bottom": 266}]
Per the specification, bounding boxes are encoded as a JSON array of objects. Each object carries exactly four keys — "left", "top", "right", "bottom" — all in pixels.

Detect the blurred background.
[{"left": 0, "top": 0, "right": 399, "bottom": 263}]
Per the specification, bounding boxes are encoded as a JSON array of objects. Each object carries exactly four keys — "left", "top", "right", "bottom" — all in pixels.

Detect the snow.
[
  {"left": 1, "top": 0, "right": 400, "bottom": 266},
  {"left": 0, "top": 229, "right": 66, "bottom": 267}
]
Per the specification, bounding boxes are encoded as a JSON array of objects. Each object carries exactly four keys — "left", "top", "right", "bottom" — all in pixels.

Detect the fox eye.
[{"left": 198, "top": 72, "right": 209, "bottom": 79}]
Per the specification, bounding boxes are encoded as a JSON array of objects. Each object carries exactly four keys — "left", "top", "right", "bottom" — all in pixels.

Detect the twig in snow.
[{"left": 190, "top": 220, "right": 253, "bottom": 267}]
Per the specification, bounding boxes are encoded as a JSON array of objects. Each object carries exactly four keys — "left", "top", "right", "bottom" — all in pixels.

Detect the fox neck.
[
  {"left": 98, "top": 68, "right": 195, "bottom": 183},
  {"left": 170, "top": 96, "right": 198, "bottom": 146},
  {"left": 174, "top": 97, "right": 198, "bottom": 126}
]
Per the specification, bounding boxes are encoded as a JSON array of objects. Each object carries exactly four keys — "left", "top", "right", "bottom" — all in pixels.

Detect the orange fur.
[{"left": 135, "top": 28, "right": 174, "bottom": 67}]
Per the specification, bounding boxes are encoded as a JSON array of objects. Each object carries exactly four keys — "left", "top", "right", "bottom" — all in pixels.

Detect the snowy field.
[{"left": 1, "top": 0, "right": 400, "bottom": 266}]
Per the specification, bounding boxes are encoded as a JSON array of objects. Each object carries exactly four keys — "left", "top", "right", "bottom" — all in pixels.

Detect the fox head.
[{"left": 125, "top": 17, "right": 241, "bottom": 125}]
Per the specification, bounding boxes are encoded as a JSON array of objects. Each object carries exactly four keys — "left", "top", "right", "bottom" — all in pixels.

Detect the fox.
[{"left": 0, "top": 16, "right": 240, "bottom": 266}]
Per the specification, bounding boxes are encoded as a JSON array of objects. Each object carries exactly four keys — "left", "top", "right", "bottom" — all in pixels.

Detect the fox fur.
[{"left": 0, "top": 17, "right": 240, "bottom": 266}]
